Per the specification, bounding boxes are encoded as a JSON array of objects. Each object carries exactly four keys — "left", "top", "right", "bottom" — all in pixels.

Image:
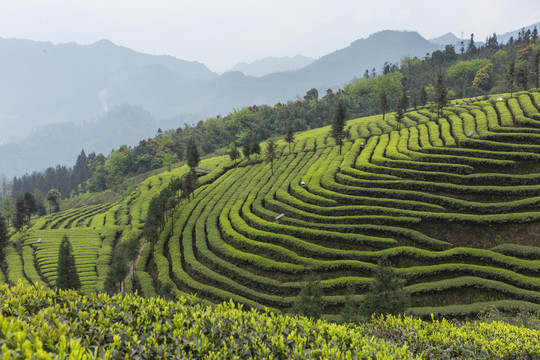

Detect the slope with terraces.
[
  {"left": 3, "top": 91, "right": 540, "bottom": 320},
  {"left": 138, "top": 90, "right": 540, "bottom": 318}
]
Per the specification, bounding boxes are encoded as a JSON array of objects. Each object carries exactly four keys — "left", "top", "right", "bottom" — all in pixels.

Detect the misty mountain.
[
  {"left": 0, "top": 105, "right": 187, "bottom": 177},
  {"left": 293, "top": 30, "right": 441, "bottom": 87},
  {"left": 230, "top": 55, "right": 314, "bottom": 77},
  {"left": 0, "top": 30, "right": 447, "bottom": 177},
  {"left": 203, "top": 30, "right": 442, "bottom": 111},
  {"left": 430, "top": 32, "right": 462, "bottom": 46},
  {"left": 0, "top": 37, "right": 216, "bottom": 144},
  {"left": 5, "top": 26, "right": 532, "bottom": 178},
  {"left": 498, "top": 22, "right": 540, "bottom": 44}
]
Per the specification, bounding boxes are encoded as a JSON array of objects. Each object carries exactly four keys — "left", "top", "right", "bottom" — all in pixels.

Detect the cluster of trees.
[
  {"left": 8, "top": 150, "right": 92, "bottom": 201},
  {"left": 3, "top": 28, "right": 539, "bottom": 209},
  {"left": 2, "top": 188, "right": 62, "bottom": 231},
  {"left": 293, "top": 258, "right": 410, "bottom": 323}
]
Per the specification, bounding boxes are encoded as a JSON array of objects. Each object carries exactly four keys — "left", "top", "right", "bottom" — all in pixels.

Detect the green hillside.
[{"left": 3, "top": 90, "right": 540, "bottom": 320}]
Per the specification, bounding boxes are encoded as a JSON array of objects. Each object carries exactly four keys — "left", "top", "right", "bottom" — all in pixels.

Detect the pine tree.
[
  {"left": 517, "top": 66, "right": 528, "bottom": 91},
  {"left": 104, "top": 252, "right": 128, "bottom": 295},
  {"left": 398, "top": 91, "right": 409, "bottom": 111},
  {"left": 395, "top": 91, "right": 409, "bottom": 125},
  {"left": 56, "top": 235, "right": 81, "bottom": 291},
  {"left": 419, "top": 86, "right": 427, "bottom": 106},
  {"left": 0, "top": 213, "right": 8, "bottom": 260},
  {"left": 229, "top": 144, "right": 240, "bottom": 165},
  {"left": 2, "top": 198, "right": 14, "bottom": 228},
  {"left": 532, "top": 51, "right": 540, "bottom": 89},
  {"left": 182, "top": 170, "right": 198, "bottom": 200},
  {"left": 265, "top": 140, "right": 277, "bottom": 174},
  {"left": 185, "top": 138, "right": 200, "bottom": 170},
  {"left": 339, "top": 285, "right": 361, "bottom": 324},
  {"left": 379, "top": 92, "right": 389, "bottom": 120},
  {"left": 14, "top": 197, "right": 29, "bottom": 230},
  {"left": 242, "top": 139, "right": 252, "bottom": 160},
  {"left": 434, "top": 74, "right": 448, "bottom": 117},
  {"left": 285, "top": 126, "right": 295, "bottom": 154},
  {"left": 466, "top": 33, "right": 476, "bottom": 55},
  {"left": 250, "top": 142, "right": 261, "bottom": 160},
  {"left": 507, "top": 61, "right": 516, "bottom": 97},
  {"left": 293, "top": 277, "right": 325, "bottom": 319},
  {"left": 330, "top": 100, "right": 348, "bottom": 155},
  {"left": 358, "top": 257, "right": 409, "bottom": 320},
  {"left": 23, "top": 192, "right": 37, "bottom": 221}
]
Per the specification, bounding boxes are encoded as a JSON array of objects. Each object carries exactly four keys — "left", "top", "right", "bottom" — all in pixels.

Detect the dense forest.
[{"left": 3, "top": 28, "right": 539, "bottom": 207}]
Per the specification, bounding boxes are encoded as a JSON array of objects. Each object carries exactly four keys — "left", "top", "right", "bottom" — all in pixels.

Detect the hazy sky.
[{"left": 1, "top": 0, "right": 539, "bottom": 73}]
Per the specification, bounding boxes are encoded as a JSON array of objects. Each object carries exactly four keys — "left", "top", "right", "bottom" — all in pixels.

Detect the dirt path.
[{"left": 121, "top": 240, "right": 147, "bottom": 293}]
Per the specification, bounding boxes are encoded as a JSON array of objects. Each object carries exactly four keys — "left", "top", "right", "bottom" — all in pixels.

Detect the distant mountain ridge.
[
  {"left": 429, "top": 33, "right": 462, "bottom": 46},
  {"left": 428, "top": 22, "right": 540, "bottom": 49},
  {"left": 295, "top": 30, "right": 440, "bottom": 87},
  {"left": 498, "top": 22, "right": 540, "bottom": 44},
  {"left": 0, "top": 37, "right": 216, "bottom": 143},
  {"left": 230, "top": 55, "right": 314, "bottom": 77},
  {"left": 0, "top": 24, "right": 534, "bottom": 177}
]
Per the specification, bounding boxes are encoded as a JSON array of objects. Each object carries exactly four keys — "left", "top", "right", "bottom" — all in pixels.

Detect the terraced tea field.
[
  {"left": 137, "top": 91, "right": 540, "bottom": 318},
  {"left": 3, "top": 91, "right": 540, "bottom": 319},
  {"left": 3, "top": 157, "right": 228, "bottom": 294}
]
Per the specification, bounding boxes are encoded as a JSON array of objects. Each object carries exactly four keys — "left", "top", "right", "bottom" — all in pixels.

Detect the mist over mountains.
[
  {"left": 230, "top": 55, "right": 314, "bottom": 77},
  {"left": 1, "top": 24, "right": 537, "bottom": 178}
]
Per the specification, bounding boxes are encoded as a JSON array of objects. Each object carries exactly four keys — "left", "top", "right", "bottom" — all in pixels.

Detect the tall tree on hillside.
[
  {"left": 251, "top": 142, "right": 261, "bottom": 161},
  {"left": 434, "top": 74, "right": 449, "bottom": 117},
  {"left": 466, "top": 33, "right": 477, "bottom": 55},
  {"left": 56, "top": 234, "right": 81, "bottom": 291},
  {"left": 1, "top": 174, "right": 7, "bottom": 200},
  {"left": 2, "top": 198, "right": 14, "bottom": 228},
  {"left": 419, "top": 86, "right": 427, "bottom": 106},
  {"left": 532, "top": 51, "right": 540, "bottom": 89},
  {"left": 165, "top": 196, "right": 178, "bottom": 228},
  {"left": 507, "top": 60, "right": 516, "bottom": 97},
  {"left": 398, "top": 91, "right": 409, "bottom": 111},
  {"left": 265, "top": 140, "right": 277, "bottom": 175},
  {"left": 379, "top": 92, "right": 389, "bottom": 121},
  {"left": 517, "top": 65, "right": 529, "bottom": 91},
  {"left": 46, "top": 189, "right": 61, "bottom": 214},
  {"left": 33, "top": 189, "right": 47, "bottom": 216},
  {"left": 229, "top": 144, "right": 240, "bottom": 165},
  {"left": 186, "top": 138, "right": 200, "bottom": 170},
  {"left": 243, "top": 139, "right": 252, "bottom": 160},
  {"left": 182, "top": 170, "right": 198, "bottom": 200},
  {"left": 23, "top": 192, "right": 37, "bottom": 221},
  {"left": 358, "top": 257, "right": 410, "bottom": 320},
  {"left": 285, "top": 126, "right": 295, "bottom": 154},
  {"left": 157, "top": 150, "right": 177, "bottom": 172},
  {"left": 105, "top": 149, "right": 128, "bottom": 187},
  {"left": 293, "top": 276, "right": 325, "bottom": 320},
  {"left": 13, "top": 197, "right": 28, "bottom": 230},
  {"left": 71, "top": 150, "right": 91, "bottom": 191},
  {"left": 104, "top": 252, "right": 128, "bottom": 295},
  {"left": 330, "top": 100, "right": 348, "bottom": 155},
  {"left": 395, "top": 91, "right": 409, "bottom": 125},
  {"left": 0, "top": 213, "right": 8, "bottom": 261}
]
